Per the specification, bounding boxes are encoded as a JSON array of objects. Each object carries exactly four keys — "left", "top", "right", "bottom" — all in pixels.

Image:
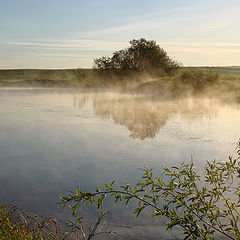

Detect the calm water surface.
[{"left": 0, "top": 88, "right": 239, "bottom": 239}]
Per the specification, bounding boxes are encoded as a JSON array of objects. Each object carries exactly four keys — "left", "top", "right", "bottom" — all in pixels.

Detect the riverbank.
[
  {"left": 0, "top": 69, "right": 93, "bottom": 87},
  {"left": 1, "top": 67, "right": 240, "bottom": 88}
]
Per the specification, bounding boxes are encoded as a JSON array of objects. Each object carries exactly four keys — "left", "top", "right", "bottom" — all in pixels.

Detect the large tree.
[{"left": 93, "top": 38, "right": 180, "bottom": 77}]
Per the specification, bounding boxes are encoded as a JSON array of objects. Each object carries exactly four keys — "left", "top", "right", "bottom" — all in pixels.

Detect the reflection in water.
[
  {"left": 73, "top": 94, "right": 89, "bottom": 109},
  {"left": 73, "top": 93, "right": 218, "bottom": 140}
]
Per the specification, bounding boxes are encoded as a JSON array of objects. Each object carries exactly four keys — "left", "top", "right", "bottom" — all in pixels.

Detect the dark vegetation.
[
  {"left": 177, "top": 69, "right": 219, "bottom": 89},
  {"left": 0, "top": 204, "right": 61, "bottom": 239},
  {"left": 0, "top": 203, "right": 112, "bottom": 239},
  {"left": 170, "top": 68, "right": 219, "bottom": 96},
  {"left": 93, "top": 38, "right": 180, "bottom": 78}
]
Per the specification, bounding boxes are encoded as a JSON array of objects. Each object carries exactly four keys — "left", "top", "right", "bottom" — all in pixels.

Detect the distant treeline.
[
  {"left": 1, "top": 67, "right": 240, "bottom": 81},
  {"left": 182, "top": 66, "right": 240, "bottom": 75},
  {"left": 0, "top": 69, "right": 93, "bottom": 87}
]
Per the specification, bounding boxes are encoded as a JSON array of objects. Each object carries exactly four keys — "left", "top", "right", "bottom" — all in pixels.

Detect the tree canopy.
[{"left": 93, "top": 38, "right": 180, "bottom": 77}]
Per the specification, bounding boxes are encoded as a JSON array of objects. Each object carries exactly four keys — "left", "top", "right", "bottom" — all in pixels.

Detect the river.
[{"left": 0, "top": 87, "right": 239, "bottom": 239}]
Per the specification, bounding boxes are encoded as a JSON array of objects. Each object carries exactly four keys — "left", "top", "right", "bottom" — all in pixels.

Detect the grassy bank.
[
  {"left": 183, "top": 66, "right": 240, "bottom": 88},
  {"left": 1, "top": 66, "right": 240, "bottom": 87},
  {"left": 0, "top": 203, "right": 111, "bottom": 240},
  {"left": 0, "top": 69, "right": 94, "bottom": 87},
  {"left": 1, "top": 67, "right": 240, "bottom": 102}
]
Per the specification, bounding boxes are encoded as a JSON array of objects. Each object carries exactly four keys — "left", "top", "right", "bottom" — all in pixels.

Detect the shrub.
[
  {"left": 61, "top": 141, "right": 240, "bottom": 240},
  {"left": 177, "top": 69, "right": 219, "bottom": 90},
  {"left": 93, "top": 38, "right": 180, "bottom": 78},
  {"left": 0, "top": 204, "right": 113, "bottom": 240},
  {"left": 0, "top": 204, "right": 61, "bottom": 239}
]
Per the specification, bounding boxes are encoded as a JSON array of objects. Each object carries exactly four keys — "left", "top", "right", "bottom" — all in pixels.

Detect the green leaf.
[{"left": 59, "top": 194, "right": 63, "bottom": 201}]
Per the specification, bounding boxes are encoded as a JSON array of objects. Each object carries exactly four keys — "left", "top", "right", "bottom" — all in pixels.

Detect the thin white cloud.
[
  {"left": 202, "top": 20, "right": 229, "bottom": 31},
  {"left": 167, "top": 47, "right": 240, "bottom": 55},
  {"left": 30, "top": 53, "right": 99, "bottom": 58},
  {"left": 0, "top": 54, "right": 93, "bottom": 69},
  {"left": 7, "top": 39, "right": 240, "bottom": 53},
  {"left": 6, "top": 40, "right": 128, "bottom": 51},
  {"left": 158, "top": 41, "right": 240, "bottom": 48},
  {"left": 3, "top": 36, "right": 240, "bottom": 68}
]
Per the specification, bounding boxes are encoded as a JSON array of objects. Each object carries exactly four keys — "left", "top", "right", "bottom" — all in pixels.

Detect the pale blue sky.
[{"left": 1, "top": 0, "right": 240, "bottom": 68}]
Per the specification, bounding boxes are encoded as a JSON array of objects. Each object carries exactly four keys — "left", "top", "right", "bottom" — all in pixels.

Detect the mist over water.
[{"left": 0, "top": 87, "right": 240, "bottom": 239}]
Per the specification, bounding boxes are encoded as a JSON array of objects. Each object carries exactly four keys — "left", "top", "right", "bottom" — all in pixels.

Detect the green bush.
[
  {"left": 93, "top": 38, "right": 180, "bottom": 78},
  {"left": 61, "top": 141, "right": 240, "bottom": 240},
  {"left": 177, "top": 69, "right": 219, "bottom": 90}
]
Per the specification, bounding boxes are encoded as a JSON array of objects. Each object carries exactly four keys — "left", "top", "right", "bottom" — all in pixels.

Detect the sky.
[{"left": 0, "top": 0, "right": 240, "bottom": 69}]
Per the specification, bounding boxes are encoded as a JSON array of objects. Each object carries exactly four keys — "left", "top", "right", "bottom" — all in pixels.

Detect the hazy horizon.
[{"left": 1, "top": 65, "right": 240, "bottom": 71}]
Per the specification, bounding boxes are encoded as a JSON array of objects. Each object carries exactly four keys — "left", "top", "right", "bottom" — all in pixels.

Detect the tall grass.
[{"left": 0, "top": 203, "right": 113, "bottom": 240}]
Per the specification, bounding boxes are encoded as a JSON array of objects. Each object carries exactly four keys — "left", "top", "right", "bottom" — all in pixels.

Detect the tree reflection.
[{"left": 73, "top": 93, "right": 217, "bottom": 140}]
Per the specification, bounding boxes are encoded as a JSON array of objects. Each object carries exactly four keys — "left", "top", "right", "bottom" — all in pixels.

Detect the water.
[{"left": 0, "top": 87, "right": 239, "bottom": 239}]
